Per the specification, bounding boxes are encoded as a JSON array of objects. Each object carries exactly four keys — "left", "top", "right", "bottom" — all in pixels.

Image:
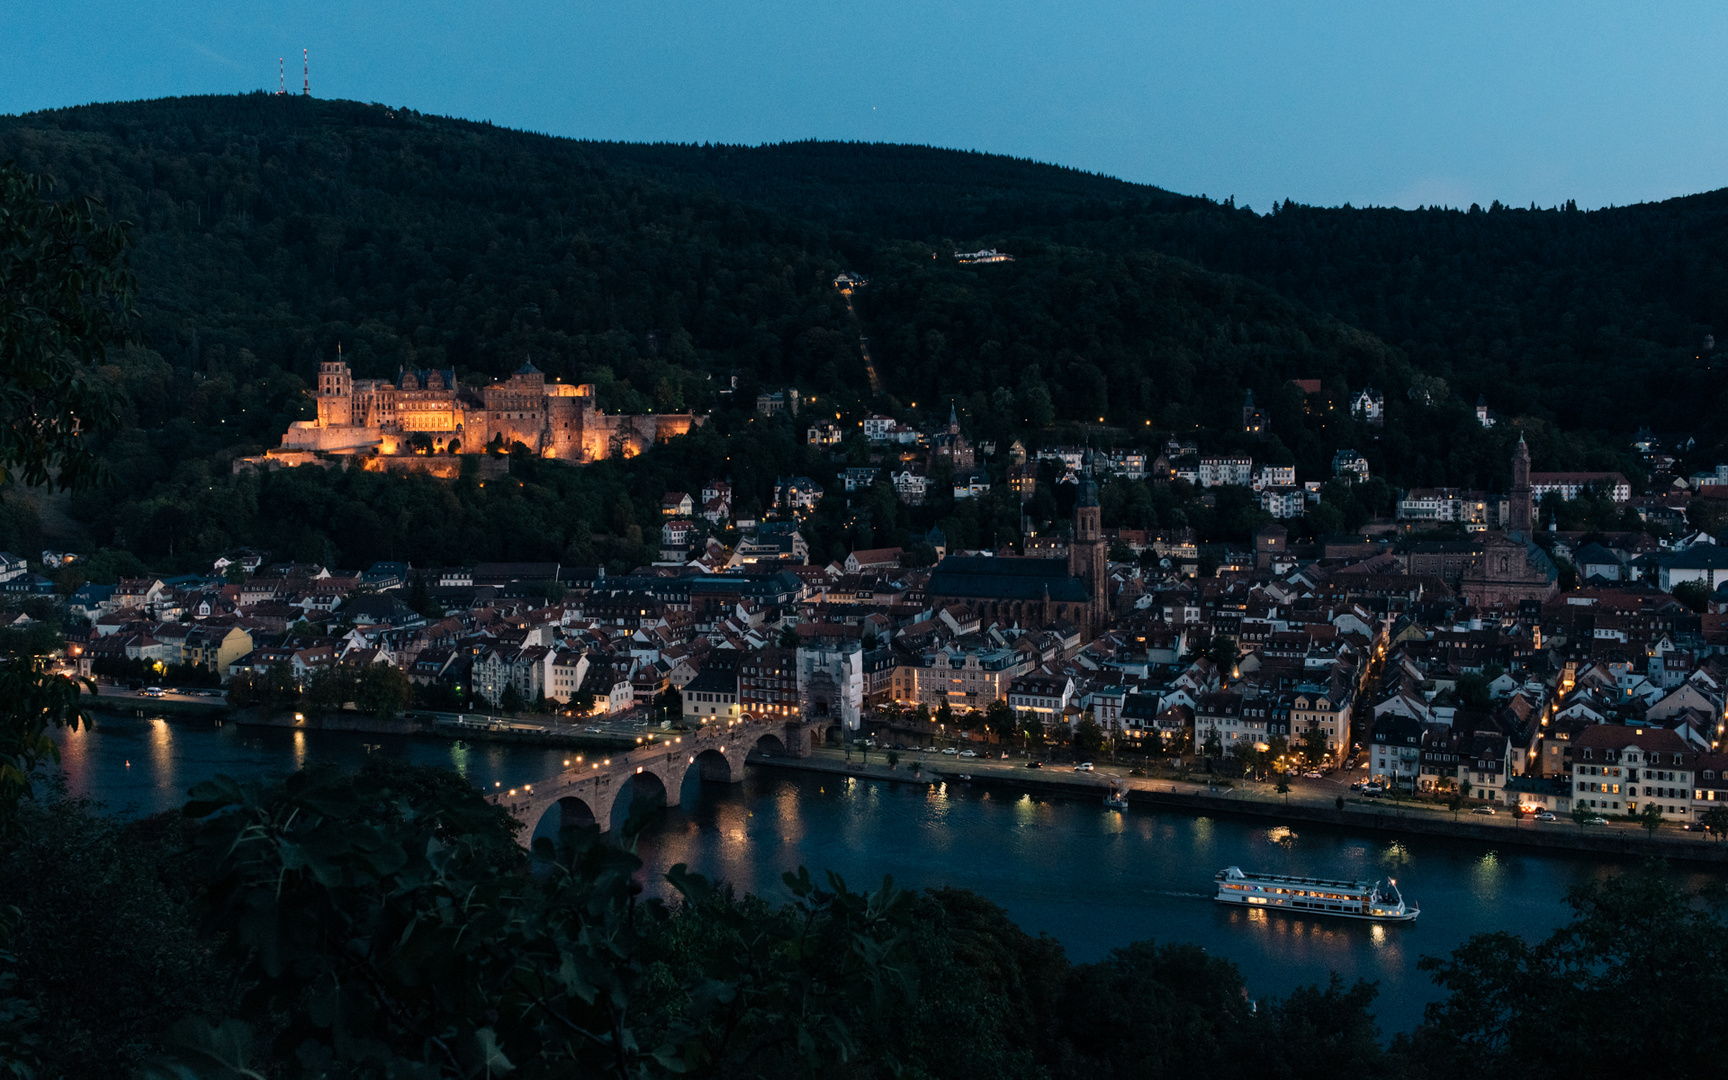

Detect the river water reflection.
[{"left": 52, "top": 715, "right": 1699, "bottom": 1032}]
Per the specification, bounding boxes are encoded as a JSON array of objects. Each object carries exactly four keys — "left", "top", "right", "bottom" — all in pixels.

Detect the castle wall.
[
  {"left": 361, "top": 455, "right": 509, "bottom": 480},
  {"left": 655, "top": 413, "right": 701, "bottom": 441},
  {"left": 280, "top": 421, "right": 382, "bottom": 453}
]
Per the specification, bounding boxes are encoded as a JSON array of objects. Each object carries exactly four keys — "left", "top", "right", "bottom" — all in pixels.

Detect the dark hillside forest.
[
  {"left": 600, "top": 139, "right": 1728, "bottom": 440},
  {"left": 0, "top": 94, "right": 1721, "bottom": 566}
]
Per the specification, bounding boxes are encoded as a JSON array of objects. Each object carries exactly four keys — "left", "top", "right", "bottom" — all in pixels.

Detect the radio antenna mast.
[
  {"left": 303, "top": 48, "right": 310, "bottom": 96},
  {"left": 277, "top": 58, "right": 285, "bottom": 95}
]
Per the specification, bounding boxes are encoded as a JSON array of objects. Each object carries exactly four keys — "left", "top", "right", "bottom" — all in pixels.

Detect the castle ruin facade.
[{"left": 280, "top": 359, "right": 703, "bottom": 464}]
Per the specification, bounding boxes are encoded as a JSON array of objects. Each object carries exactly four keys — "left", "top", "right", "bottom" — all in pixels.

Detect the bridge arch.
[
  {"left": 752, "top": 731, "right": 788, "bottom": 757},
  {"left": 531, "top": 794, "right": 599, "bottom": 843},
  {"left": 492, "top": 718, "right": 817, "bottom": 837},
  {"left": 688, "top": 746, "right": 741, "bottom": 783},
  {"left": 610, "top": 769, "right": 670, "bottom": 831}
]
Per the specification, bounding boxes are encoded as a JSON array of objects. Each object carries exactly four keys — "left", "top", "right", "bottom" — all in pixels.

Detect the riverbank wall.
[
  {"left": 88, "top": 696, "right": 639, "bottom": 751},
  {"left": 88, "top": 696, "right": 227, "bottom": 720},
  {"left": 229, "top": 708, "right": 426, "bottom": 736},
  {"left": 421, "top": 722, "right": 637, "bottom": 751},
  {"left": 231, "top": 708, "right": 637, "bottom": 751},
  {"left": 753, "top": 757, "right": 1728, "bottom": 867}
]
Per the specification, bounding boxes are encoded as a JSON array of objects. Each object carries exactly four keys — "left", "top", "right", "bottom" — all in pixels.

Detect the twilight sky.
[{"left": 5, "top": 1, "right": 1727, "bottom": 211}]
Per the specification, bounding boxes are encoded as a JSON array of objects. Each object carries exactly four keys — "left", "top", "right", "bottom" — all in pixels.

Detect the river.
[{"left": 50, "top": 712, "right": 1700, "bottom": 1033}]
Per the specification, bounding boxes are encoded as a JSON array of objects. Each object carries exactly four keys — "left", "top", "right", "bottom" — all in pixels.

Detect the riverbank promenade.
[{"left": 764, "top": 745, "right": 1728, "bottom": 865}]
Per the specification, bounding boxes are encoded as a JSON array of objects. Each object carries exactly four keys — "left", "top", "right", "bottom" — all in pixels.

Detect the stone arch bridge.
[{"left": 490, "top": 715, "right": 834, "bottom": 835}]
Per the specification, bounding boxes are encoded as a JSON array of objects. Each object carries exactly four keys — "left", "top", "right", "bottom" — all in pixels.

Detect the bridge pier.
[
  {"left": 780, "top": 721, "right": 814, "bottom": 758},
  {"left": 775, "top": 717, "right": 846, "bottom": 758}
]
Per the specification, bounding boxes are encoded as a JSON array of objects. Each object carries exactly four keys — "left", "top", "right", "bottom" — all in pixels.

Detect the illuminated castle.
[{"left": 280, "top": 358, "right": 702, "bottom": 463}]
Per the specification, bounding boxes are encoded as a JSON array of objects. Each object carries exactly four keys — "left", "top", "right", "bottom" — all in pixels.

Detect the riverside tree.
[
  {"left": 0, "top": 163, "right": 134, "bottom": 1074},
  {"left": 1399, "top": 866, "right": 1728, "bottom": 1077},
  {"left": 0, "top": 164, "right": 131, "bottom": 836}
]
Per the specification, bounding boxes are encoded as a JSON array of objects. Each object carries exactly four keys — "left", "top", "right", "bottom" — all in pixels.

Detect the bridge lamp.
[{"left": 637, "top": 766, "right": 643, "bottom": 774}]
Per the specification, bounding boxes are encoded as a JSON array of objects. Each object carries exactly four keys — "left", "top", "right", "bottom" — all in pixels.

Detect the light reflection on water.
[
  {"left": 50, "top": 716, "right": 1725, "bottom": 1033},
  {"left": 634, "top": 767, "right": 1721, "bottom": 1033},
  {"left": 52, "top": 712, "right": 575, "bottom": 817}
]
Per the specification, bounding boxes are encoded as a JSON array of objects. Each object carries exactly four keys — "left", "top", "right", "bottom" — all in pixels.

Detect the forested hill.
[
  {"left": 600, "top": 139, "right": 1728, "bottom": 443},
  {"left": 1, "top": 92, "right": 1726, "bottom": 566}
]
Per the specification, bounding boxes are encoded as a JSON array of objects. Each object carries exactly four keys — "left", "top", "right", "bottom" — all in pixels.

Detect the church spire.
[
  {"left": 1509, "top": 433, "right": 1533, "bottom": 535},
  {"left": 1076, "top": 445, "right": 1100, "bottom": 509}
]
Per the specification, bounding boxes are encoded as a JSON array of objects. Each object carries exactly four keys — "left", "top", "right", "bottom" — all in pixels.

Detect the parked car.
[
  {"left": 890, "top": 743, "right": 905, "bottom": 751},
  {"left": 1303, "top": 770, "right": 1322, "bottom": 780},
  {"left": 958, "top": 749, "right": 978, "bottom": 758},
  {"left": 941, "top": 747, "right": 959, "bottom": 755},
  {"left": 1074, "top": 762, "right": 1095, "bottom": 772},
  {"left": 1349, "top": 781, "right": 1363, "bottom": 791},
  {"left": 1472, "top": 806, "right": 1496, "bottom": 815},
  {"left": 1535, "top": 811, "right": 1557, "bottom": 822},
  {"left": 1585, "top": 816, "right": 1610, "bottom": 826}
]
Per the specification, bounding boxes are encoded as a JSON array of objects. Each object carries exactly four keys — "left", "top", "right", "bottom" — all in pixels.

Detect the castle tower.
[
  {"left": 316, "top": 358, "right": 353, "bottom": 427},
  {"left": 1509, "top": 435, "right": 1533, "bottom": 535}
]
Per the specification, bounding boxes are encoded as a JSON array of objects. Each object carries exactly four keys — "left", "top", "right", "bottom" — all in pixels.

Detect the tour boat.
[
  {"left": 1213, "top": 866, "right": 1418, "bottom": 922},
  {"left": 1104, "top": 788, "right": 1130, "bottom": 810}
]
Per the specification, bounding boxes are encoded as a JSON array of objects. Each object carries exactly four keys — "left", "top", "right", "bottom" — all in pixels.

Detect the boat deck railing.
[{"left": 1229, "top": 871, "right": 1370, "bottom": 890}]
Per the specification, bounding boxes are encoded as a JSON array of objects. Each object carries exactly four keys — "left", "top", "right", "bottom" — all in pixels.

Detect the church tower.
[
  {"left": 1509, "top": 435, "right": 1533, "bottom": 535},
  {"left": 1070, "top": 449, "right": 1109, "bottom": 638}
]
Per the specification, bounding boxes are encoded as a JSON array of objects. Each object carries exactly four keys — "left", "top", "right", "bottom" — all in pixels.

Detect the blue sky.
[{"left": 5, "top": 1, "right": 1727, "bottom": 211}]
